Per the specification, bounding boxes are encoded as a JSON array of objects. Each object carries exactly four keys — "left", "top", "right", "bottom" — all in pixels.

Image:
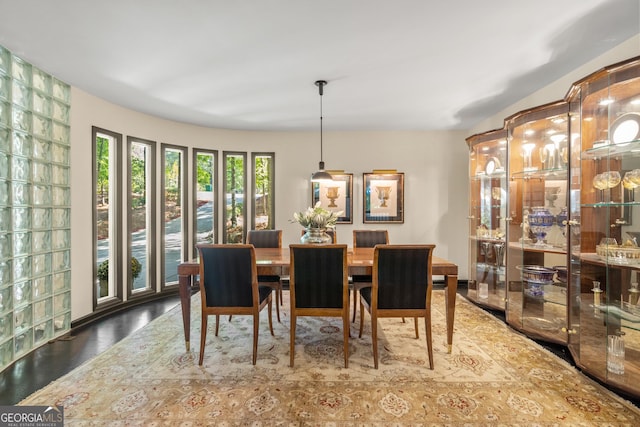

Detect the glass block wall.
[{"left": 0, "top": 44, "right": 72, "bottom": 371}]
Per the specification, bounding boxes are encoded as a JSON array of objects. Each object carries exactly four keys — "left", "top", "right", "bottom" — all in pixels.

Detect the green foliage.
[
  {"left": 97, "top": 259, "right": 109, "bottom": 281},
  {"left": 130, "top": 257, "right": 142, "bottom": 279},
  {"left": 95, "top": 136, "right": 110, "bottom": 205},
  {"left": 130, "top": 155, "right": 146, "bottom": 196},
  {"left": 196, "top": 153, "right": 214, "bottom": 191},
  {"left": 164, "top": 150, "right": 181, "bottom": 196},
  {"left": 97, "top": 257, "right": 142, "bottom": 281}
]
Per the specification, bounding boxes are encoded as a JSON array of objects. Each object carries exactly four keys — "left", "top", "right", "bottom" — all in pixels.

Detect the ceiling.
[{"left": 0, "top": 0, "right": 638, "bottom": 132}]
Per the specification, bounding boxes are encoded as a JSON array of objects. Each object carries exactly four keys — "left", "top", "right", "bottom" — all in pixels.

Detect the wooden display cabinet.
[
  {"left": 466, "top": 129, "right": 508, "bottom": 310},
  {"left": 568, "top": 56, "right": 640, "bottom": 397},
  {"left": 505, "top": 101, "right": 571, "bottom": 344}
]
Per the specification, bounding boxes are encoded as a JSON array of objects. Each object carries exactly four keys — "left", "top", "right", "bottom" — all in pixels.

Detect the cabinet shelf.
[
  {"left": 470, "top": 236, "right": 506, "bottom": 243},
  {"left": 472, "top": 171, "right": 506, "bottom": 180},
  {"left": 583, "top": 201, "right": 640, "bottom": 208},
  {"left": 510, "top": 167, "right": 568, "bottom": 180},
  {"left": 581, "top": 253, "right": 640, "bottom": 269},
  {"left": 582, "top": 138, "right": 640, "bottom": 160},
  {"left": 508, "top": 241, "right": 567, "bottom": 255}
]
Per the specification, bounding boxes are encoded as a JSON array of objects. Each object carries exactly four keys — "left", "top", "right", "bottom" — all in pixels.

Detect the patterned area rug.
[{"left": 21, "top": 291, "right": 640, "bottom": 425}]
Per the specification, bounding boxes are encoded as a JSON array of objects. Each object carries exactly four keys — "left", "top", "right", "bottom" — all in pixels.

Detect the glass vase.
[
  {"left": 528, "top": 206, "right": 554, "bottom": 246},
  {"left": 301, "top": 228, "right": 332, "bottom": 244}
]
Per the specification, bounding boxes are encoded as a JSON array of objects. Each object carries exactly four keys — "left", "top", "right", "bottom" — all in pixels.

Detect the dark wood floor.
[
  {"left": 1, "top": 285, "right": 638, "bottom": 408},
  {"left": 0, "top": 295, "right": 181, "bottom": 405}
]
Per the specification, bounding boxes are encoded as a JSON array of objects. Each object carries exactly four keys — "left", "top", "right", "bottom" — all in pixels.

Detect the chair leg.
[
  {"left": 199, "top": 314, "right": 208, "bottom": 365},
  {"left": 343, "top": 312, "right": 350, "bottom": 368},
  {"left": 267, "top": 298, "right": 274, "bottom": 336},
  {"left": 414, "top": 317, "right": 419, "bottom": 339},
  {"left": 372, "top": 313, "right": 379, "bottom": 369},
  {"left": 358, "top": 300, "right": 365, "bottom": 338},
  {"left": 274, "top": 286, "right": 281, "bottom": 323},
  {"left": 215, "top": 314, "right": 220, "bottom": 336},
  {"left": 424, "top": 316, "right": 434, "bottom": 370},
  {"left": 289, "top": 315, "right": 296, "bottom": 367},
  {"left": 252, "top": 312, "right": 259, "bottom": 365},
  {"left": 351, "top": 289, "right": 358, "bottom": 323}
]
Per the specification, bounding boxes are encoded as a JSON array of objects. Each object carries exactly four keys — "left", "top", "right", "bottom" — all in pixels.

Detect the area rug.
[{"left": 21, "top": 291, "right": 640, "bottom": 425}]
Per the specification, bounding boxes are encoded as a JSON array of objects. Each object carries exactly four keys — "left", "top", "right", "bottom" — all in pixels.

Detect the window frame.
[
  {"left": 222, "top": 151, "right": 247, "bottom": 243},
  {"left": 160, "top": 143, "right": 188, "bottom": 289},
  {"left": 92, "top": 126, "right": 123, "bottom": 310},
  {"left": 251, "top": 152, "right": 275, "bottom": 230},
  {"left": 126, "top": 136, "right": 157, "bottom": 299},
  {"left": 191, "top": 148, "right": 218, "bottom": 259}
]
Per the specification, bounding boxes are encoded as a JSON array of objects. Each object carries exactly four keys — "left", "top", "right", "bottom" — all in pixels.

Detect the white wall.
[
  {"left": 70, "top": 36, "right": 637, "bottom": 322},
  {"left": 70, "top": 89, "right": 469, "bottom": 320},
  {"left": 470, "top": 35, "right": 640, "bottom": 135}
]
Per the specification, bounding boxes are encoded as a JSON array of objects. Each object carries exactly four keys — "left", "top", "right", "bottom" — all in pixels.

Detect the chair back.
[
  {"left": 353, "top": 230, "right": 389, "bottom": 248},
  {"left": 246, "top": 229, "right": 282, "bottom": 248},
  {"left": 373, "top": 244, "right": 435, "bottom": 309},
  {"left": 197, "top": 244, "right": 257, "bottom": 308},
  {"left": 289, "top": 244, "right": 348, "bottom": 309}
]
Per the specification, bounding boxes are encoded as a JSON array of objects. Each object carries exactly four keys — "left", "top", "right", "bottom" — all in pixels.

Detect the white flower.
[{"left": 292, "top": 202, "right": 342, "bottom": 229}]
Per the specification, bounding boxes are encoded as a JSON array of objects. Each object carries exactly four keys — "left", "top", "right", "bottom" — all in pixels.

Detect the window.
[
  {"left": 161, "top": 144, "right": 187, "bottom": 285},
  {"left": 192, "top": 149, "right": 218, "bottom": 257},
  {"left": 127, "top": 137, "right": 156, "bottom": 296},
  {"left": 251, "top": 152, "right": 275, "bottom": 230},
  {"left": 93, "top": 127, "right": 122, "bottom": 305},
  {"left": 223, "top": 151, "right": 246, "bottom": 243}
]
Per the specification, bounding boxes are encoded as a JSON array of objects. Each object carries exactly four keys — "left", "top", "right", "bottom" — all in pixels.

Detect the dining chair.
[
  {"left": 289, "top": 244, "right": 350, "bottom": 368},
  {"left": 350, "top": 229, "right": 389, "bottom": 322},
  {"left": 358, "top": 244, "right": 436, "bottom": 369},
  {"left": 196, "top": 244, "right": 274, "bottom": 365},
  {"left": 246, "top": 229, "right": 284, "bottom": 322},
  {"left": 300, "top": 228, "right": 337, "bottom": 243}
]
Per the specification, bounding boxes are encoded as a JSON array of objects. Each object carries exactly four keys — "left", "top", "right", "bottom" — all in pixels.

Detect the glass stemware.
[
  {"left": 539, "top": 146, "right": 549, "bottom": 168},
  {"left": 607, "top": 171, "right": 621, "bottom": 189},
  {"left": 592, "top": 173, "right": 608, "bottom": 202},
  {"left": 628, "top": 169, "right": 640, "bottom": 186},
  {"left": 623, "top": 172, "right": 638, "bottom": 202}
]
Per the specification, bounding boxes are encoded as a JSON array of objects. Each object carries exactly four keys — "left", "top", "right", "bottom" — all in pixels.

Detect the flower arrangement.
[{"left": 292, "top": 202, "right": 342, "bottom": 229}]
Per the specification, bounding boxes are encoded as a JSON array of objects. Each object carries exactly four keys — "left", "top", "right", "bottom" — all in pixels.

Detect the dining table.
[{"left": 177, "top": 247, "right": 459, "bottom": 353}]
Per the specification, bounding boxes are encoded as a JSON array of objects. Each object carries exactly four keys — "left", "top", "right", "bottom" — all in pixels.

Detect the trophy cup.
[
  {"left": 326, "top": 186, "right": 340, "bottom": 208},
  {"left": 375, "top": 186, "right": 391, "bottom": 208}
]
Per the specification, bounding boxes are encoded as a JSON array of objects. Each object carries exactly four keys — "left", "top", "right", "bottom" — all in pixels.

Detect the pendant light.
[{"left": 310, "top": 80, "right": 333, "bottom": 182}]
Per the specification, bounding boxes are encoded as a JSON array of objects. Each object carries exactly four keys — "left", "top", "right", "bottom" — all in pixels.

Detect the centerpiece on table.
[{"left": 292, "top": 202, "right": 342, "bottom": 244}]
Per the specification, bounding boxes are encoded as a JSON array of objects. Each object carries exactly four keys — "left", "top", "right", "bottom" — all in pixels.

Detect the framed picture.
[
  {"left": 311, "top": 172, "right": 353, "bottom": 223},
  {"left": 363, "top": 171, "right": 404, "bottom": 223}
]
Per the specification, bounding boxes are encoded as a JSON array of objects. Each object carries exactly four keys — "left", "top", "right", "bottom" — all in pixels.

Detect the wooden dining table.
[{"left": 177, "top": 247, "right": 459, "bottom": 353}]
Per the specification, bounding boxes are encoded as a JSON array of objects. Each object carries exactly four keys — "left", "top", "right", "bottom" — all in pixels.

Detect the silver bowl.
[{"left": 517, "top": 265, "right": 556, "bottom": 283}]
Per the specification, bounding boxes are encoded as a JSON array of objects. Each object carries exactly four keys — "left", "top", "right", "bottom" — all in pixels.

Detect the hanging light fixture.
[{"left": 310, "top": 80, "right": 333, "bottom": 182}]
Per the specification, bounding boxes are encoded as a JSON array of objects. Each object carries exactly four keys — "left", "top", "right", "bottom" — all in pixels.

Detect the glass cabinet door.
[
  {"left": 505, "top": 102, "right": 571, "bottom": 344},
  {"left": 466, "top": 129, "right": 508, "bottom": 310},
  {"left": 574, "top": 57, "right": 640, "bottom": 396}
]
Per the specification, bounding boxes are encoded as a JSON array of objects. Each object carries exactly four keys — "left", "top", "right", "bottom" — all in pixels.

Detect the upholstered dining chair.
[
  {"left": 289, "top": 244, "right": 350, "bottom": 368},
  {"left": 358, "top": 244, "right": 436, "bottom": 369},
  {"left": 300, "top": 228, "right": 337, "bottom": 243},
  {"left": 196, "top": 244, "right": 274, "bottom": 365},
  {"left": 246, "top": 229, "right": 284, "bottom": 322},
  {"left": 350, "top": 229, "right": 389, "bottom": 322}
]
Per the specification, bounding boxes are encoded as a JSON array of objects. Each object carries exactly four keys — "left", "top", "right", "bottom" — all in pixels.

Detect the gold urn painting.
[
  {"left": 311, "top": 172, "right": 353, "bottom": 223},
  {"left": 364, "top": 171, "right": 404, "bottom": 223}
]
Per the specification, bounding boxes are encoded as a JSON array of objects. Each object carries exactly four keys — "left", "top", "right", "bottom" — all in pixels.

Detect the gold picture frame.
[
  {"left": 363, "top": 171, "right": 404, "bottom": 223},
  {"left": 311, "top": 172, "right": 353, "bottom": 224}
]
